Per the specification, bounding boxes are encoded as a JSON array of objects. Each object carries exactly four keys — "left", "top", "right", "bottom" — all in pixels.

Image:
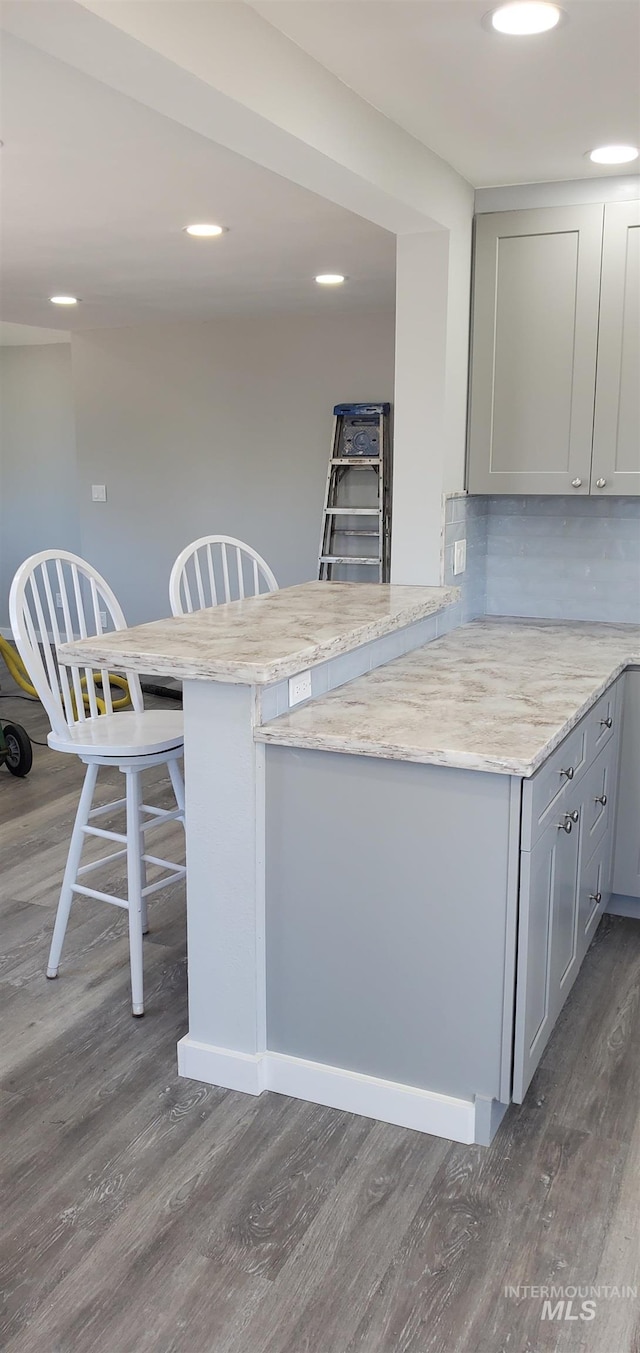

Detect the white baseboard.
[
  {"left": 177, "top": 1037, "right": 264, "bottom": 1094},
  {"left": 607, "top": 893, "right": 640, "bottom": 920},
  {"left": 177, "top": 1035, "right": 477, "bottom": 1143}
]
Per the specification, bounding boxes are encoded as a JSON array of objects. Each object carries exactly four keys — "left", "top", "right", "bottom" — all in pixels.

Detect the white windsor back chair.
[
  {"left": 169, "top": 535, "right": 278, "bottom": 616},
  {"left": 10, "top": 550, "right": 186, "bottom": 1016}
]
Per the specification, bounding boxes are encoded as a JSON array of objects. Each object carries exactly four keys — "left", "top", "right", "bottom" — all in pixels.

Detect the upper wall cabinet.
[
  {"left": 592, "top": 200, "right": 640, "bottom": 495},
  {"left": 467, "top": 201, "right": 640, "bottom": 496}
]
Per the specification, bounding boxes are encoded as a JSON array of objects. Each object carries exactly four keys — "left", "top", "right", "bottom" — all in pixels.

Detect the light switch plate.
[
  {"left": 289, "top": 671, "right": 312, "bottom": 706},
  {"left": 453, "top": 538, "right": 467, "bottom": 575},
  {"left": 91, "top": 484, "right": 107, "bottom": 502}
]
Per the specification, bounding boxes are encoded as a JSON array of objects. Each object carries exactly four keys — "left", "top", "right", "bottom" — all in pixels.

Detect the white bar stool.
[
  {"left": 169, "top": 534, "right": 278, "bottom": 615},
  {"left": 9, "top": 549, "right": 186, "bottom": 1017}
]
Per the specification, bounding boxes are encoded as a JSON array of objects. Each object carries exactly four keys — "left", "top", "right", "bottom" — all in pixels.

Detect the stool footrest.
[{"left": 77, "top": 848, "right": 127, "bottom": 877}]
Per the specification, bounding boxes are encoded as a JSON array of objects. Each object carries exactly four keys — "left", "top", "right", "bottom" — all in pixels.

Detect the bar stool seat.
[{"left": 48, "top": 709, "right": 184, "bottom": 758}]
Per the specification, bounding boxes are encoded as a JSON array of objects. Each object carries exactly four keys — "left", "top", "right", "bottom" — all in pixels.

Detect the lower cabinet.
[
  {"left": 580, "top": 829, "right": 614, "bottom": 950},
  {"left": 612, "top": 670, "right": 640, "bottom": 901},
  {"left": 264, "top": 667, "right": 633, "bottom": 1141},
  {"left": 513, "top": 809, "right": 580, "bottom": 1101},
  {"left": 512, "top": 679, "right": 622, "bottom": 1102}
]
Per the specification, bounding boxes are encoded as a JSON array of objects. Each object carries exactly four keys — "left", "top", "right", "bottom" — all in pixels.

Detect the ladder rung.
[
  {"left": 330, "top": 457, "right": 381, "bottom": 466},
  {"left": 320, "top": 556, "right": 381, "bottom": 565},
  {"left": 324, "top": 507, "right": 379, "bottom": 515},
  {"left": 336, "top": 530, "right": 379, "bottom": 537}
]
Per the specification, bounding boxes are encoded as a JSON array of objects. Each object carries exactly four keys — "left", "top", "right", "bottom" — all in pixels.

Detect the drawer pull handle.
[
  {"left": 600, "top": 716, "right": 613, "bottom": 729},
  {"left": 595, "top": 793, "right": 607, "bottom": 806},
  {"left": 589, "top": 892, "right": 602, "bottom": 904},
  {"left": 560, "top": 766, "right": 574, "bottom": 780},
  {"left": 558, "top": 817, "right": 573, "bottom": 834}
]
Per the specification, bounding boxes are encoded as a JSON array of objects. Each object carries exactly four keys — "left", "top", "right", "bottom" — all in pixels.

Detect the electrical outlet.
[
  {"left": 288, "top": 670, "right": 312, "bottom": 706},
  {"left": 55, "top": 592, "right": 62, "bottom": 607},
  {"left": 453, "top": 538, "right": 467, "bottom": 575},
  {"left": 91, "top": 484, "right": 107, "bottom": 502},
  {"left": 99, "top": 610, "right": 107, "bottom": 629}
]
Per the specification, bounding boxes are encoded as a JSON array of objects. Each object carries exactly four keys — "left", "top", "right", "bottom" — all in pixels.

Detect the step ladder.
[{"left": 318, "top": 403, "right": 392, "bottom": 582}]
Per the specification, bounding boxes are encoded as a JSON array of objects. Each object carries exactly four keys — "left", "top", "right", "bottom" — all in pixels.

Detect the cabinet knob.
[
  {"left": 571, "top": 478, "right": 583, "bottom": 488},
  {"left": 600, "top": 716, "right": 613, "bottom": 729},
  {"left": 595, "top": 793, "right": 608, "bottom": 806},
  {"left": 589, "top": 892, "right": 602, "bottom": 904},
  {"left": 560, "top": 766, "right": 574, "bottom": 780},
  {"left": 557, "top": 816, "right": 573, "bottom": 834},
  {"left": 568, "top": 809, "right": 579, "bottom": 823},
  {"left": 595, "top": 478, "right": 607, "bottom": 489}
]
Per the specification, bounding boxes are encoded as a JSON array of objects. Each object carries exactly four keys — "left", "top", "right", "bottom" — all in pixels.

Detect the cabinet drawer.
[
  {"left": 522, "top": 720, "right": 588, "bottom": 849},
  {"left": 585, "top": 684, "right": 618, "bottom": 760}
]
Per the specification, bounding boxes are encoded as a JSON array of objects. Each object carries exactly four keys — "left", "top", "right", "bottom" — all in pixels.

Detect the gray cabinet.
[
  {"left": 592, "top": 201, "right": 640, "bottom": 496},
  {"left": 513, "top": 681, "right": 623, "bottom": 1101},
  {"left": 265, "top": 670, "right": 629, "bottom": 1140},
  {"left": 612, "top": 670, "right": 640, "bottom": 899},
  {"left": 513, "top": 810, "right": 580, "bottom": 1102},
  {"left": 468, "top": 201, "right": 640, "bottom": 496}
]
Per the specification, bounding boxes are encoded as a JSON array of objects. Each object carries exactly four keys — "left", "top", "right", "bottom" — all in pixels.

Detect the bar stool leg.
[
  {"left": 125, "top": 768, "right": 145, "bottom": 1016},
  {"left": 47, "top": 762, "right": 99, "bottom": 978},
  {"left": 168, "top": 758, "right": 185, "bottom": 819}
]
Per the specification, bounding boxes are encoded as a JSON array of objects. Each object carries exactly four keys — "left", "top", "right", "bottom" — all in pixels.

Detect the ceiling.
[
  {"left": 0, "top": 34, "right": 396, "bottom": 331},
  {"left": 1, "top": 4, "right": 637, "bottom": 336},
  {"left": 0, "top": 321, "right": 70, "bottom": 346},
  {"left": 253, "top": 0, "right": 640, "bottom": 187}
]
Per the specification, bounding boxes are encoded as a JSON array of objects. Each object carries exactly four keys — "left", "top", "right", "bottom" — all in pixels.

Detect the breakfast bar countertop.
[
  {"left": 56, "top": 581, "right": 460, "bottom": 686},
  {"left": 255, "top": 617, "right": 640, "bottom": 776}
]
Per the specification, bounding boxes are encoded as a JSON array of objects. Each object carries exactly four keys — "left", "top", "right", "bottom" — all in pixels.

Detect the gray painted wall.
[
  {"left": 0, "top": 344, "right": 78, "bottom": 629},
  {"left": 444, "top": 495, "right": 640, "bottom": 625},
  {"left": 71, "top": 311, "right": 396, "bottom": 625}
]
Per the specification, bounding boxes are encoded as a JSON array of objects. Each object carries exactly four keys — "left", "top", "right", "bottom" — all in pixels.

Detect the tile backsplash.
[{"left": 444, "top": 495, "right": 640, "bottom": 625}]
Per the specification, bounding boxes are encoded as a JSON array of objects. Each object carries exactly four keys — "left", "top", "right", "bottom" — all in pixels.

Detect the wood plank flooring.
[{"left": 1, "top": 689, "right": 639, "bottom": 1353}]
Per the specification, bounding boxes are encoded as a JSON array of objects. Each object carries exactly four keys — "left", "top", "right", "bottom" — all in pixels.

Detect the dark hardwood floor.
[{"left": 1, "top": 689, "right": 639, "bottom": 1353}]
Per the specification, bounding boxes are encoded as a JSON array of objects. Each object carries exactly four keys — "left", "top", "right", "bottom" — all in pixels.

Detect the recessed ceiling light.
[
  {"left": 184, "top": 223, "right": 226, "bottom": 237},
  {"left": 489, "top": 2, "right": 562, "bottom": 34},
  {"left": 49, "top": 295, "right": 79, "bottom": 305},
  {"left": 315, "top": 274, "right": 346, "bottom": 285},
  {"left": 589, "top": 144, "right": 639, "bottom": 165}
]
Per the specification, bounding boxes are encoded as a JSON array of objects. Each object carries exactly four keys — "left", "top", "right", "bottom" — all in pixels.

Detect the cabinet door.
[
  {"left": 579, "top": 829, "right": 614, "bottom": 959},
  {"left": 591, "top": 201, "right": 640, "bottom": 496},
  {"left": 513, "top": 812, "right": 580, "bottom": 1102},
  {"left": 613, "top": 671, "right": 640, "bottom": 899},
  {"left": 468, "top": 205, "right": 604, "bottom": 495}
]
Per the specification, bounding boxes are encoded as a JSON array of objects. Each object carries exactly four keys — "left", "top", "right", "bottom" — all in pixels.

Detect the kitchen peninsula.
[
  {"left": 57, "top": 583, "right": 459, "bottom": 1104},
  {"left": 59, "top": 593, "right": 640, "bottom": 1147}
]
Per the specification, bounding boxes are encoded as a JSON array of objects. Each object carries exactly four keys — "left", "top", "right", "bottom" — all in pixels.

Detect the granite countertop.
[
  {"left": 255, "top": 618, "right": 640, "bottom": 775},
  {"left": 57, "top": 581, "right": 460, "bottom": 686}
]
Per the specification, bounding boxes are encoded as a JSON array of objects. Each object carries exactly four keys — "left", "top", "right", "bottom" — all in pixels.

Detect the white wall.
[
  {"left": 0, "top": 344, "right": 78, "bottom": 629},
  {"left": 71, "top": 310, "right": 395, "bottom": 624}
]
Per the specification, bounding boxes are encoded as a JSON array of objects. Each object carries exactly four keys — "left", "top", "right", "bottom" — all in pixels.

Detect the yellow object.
[{"left": 0, "top": 634, "right": 131, "bottom": 715}]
